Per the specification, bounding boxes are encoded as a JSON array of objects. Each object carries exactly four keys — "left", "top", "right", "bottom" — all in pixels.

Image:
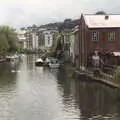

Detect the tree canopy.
[
  {"left": 0, "top": 26, "right": 18, "bottom": 56},
  {"left": 96, "top": 11, "right": 106, "bottom": 15}
]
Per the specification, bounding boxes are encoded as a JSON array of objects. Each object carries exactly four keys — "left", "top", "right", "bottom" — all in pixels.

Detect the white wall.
[
  {"left": 16, "top": 30, "right": 27, "bottom": 49},
  {"left": 43, "top": 31, "right": 53, "bottom": 48},
  {"left": 32, "top": 32, "right": 38, "bottom": 50},
  {"left": 70, "top": 34, "right": 75, "bottom": 63}
]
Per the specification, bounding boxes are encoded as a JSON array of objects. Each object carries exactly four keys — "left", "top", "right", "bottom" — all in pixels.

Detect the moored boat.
[
  {"left": 35, "top": 58, "right": 44, "bottom": 66},
  {"left": 6, "top": 54, "right": 19, "bottom": 61},
  {"left": 48, "top": 58, "right": 60, "bottom": 68}
]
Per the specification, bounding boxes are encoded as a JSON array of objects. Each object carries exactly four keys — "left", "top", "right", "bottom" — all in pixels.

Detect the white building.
[
  {"left": 16, "top": 30, "right": 27, "bottom": 49},
  {"left": 32, "top": 32, "right": 39, "bottom": 50},
  {"left": 43, "top": 30, "right": 53, "bottom": 49},
  {"left": 70, "top": 33, "right": 75, "bottom": 63}
]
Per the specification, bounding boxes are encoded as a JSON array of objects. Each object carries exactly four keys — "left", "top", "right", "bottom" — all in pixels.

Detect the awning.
[{"left": 113, "top": 52, "right": 120, "bottom": 56}]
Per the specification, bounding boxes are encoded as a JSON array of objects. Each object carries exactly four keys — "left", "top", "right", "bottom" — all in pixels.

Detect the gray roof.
[{"left": 83, "top": 14, "right": 120, "bottom": 28}]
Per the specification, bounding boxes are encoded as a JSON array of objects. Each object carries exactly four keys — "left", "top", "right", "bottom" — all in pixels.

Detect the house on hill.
[{"left": 76, "top": 14, "right": 120, "bottom": 70}]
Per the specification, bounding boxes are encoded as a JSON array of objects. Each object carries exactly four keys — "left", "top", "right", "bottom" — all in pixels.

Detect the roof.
[{"left": 83, "top": 14, "right": 120, "bottom": 28}]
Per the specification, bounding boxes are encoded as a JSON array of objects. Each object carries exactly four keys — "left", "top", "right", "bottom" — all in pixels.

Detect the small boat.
[
  {"left": 44, "top": 57, "right": 54, "bottom": 67},
  {"left": 35, "top": 58, "right": 44, "bottom": 66},
  {"left": 48, "top": 58, "right": 60, "bottom": 68},
  {"left": 6, "top": 54, "right": 19, "bottom": 61}
]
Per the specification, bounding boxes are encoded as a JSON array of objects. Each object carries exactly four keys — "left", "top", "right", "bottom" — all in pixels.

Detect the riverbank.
[
  {"left": 75, "top": 69, "right": 120, "bottom": 89},
  {"left": 60, "top": 61, "right": 120, "bottom": 88}
]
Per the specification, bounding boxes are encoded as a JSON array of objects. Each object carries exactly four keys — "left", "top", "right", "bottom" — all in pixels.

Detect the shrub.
[{"left": 112, "top": 66, "right": 120, "bottom": 81}]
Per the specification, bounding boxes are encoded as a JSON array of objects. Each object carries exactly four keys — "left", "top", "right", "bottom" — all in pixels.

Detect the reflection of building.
[{"left": 74, "top": 79, "right": 118, "bottom": 120}]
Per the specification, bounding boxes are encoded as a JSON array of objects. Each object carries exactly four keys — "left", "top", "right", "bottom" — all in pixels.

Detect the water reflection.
[
  {"left": 57, "top": 65, "right": 120, "bottom": 120},
  {"left": 0, "top": 60, "right": 20, "bottom": 120},
  {"left": 0, "top": 55, "right": 120, "bottom": 120},
  {"left": 74, "top": 79, "right": 120, "bottom": 119}
]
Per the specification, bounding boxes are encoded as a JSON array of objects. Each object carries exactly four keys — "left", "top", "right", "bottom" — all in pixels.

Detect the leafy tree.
[
  {"left": 0, "top": 26, "right": 18, "bottom": 55},
  {"left": 96, "top": 11, "right": 106, "bottom": 15},
  {"left": 0, "top": 33, "right": 9, "bottom": 56}
]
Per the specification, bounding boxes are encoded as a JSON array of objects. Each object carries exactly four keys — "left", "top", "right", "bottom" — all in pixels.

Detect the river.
[{"left": 0, "top": 54, "right": 120, "bottom": 120}]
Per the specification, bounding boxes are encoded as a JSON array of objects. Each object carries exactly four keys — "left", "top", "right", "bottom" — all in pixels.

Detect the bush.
[{"left": 112, "top": 66, "right": 120, "bottom": 81}]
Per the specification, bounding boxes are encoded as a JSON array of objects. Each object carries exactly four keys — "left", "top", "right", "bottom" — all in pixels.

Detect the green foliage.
[
  {"left": 40, "top": 22, "right": 62, "bottom": 28},
  {"left": 112, "top": 67, "right": 120, "bottom": 81},
  {"left": 0, "top": 33, "right": 9, "bottom": 56},
  {"left": 96, "top": 11, "right": 106, "bottom": 15},
  {"left": 0, "top": 26, "right": 18, "bottom": 56}
]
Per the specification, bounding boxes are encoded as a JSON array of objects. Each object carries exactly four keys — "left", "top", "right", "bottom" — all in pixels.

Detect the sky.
[{"left": 0, "top": 0, "right": 120, "bottom": 28}]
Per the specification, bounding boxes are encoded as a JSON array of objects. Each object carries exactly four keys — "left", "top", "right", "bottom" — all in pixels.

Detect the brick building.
[{"left": 77, "top": 14, "right": 120, "bottom": 69}]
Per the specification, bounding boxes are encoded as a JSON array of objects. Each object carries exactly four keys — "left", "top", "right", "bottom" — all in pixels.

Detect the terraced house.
[{"left": 75, "top": 14, "right": 120, "bottom": 70}]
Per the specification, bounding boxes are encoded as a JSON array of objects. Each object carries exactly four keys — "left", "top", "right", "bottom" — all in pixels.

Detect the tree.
[
  {"left": 0, "top": 33, "right": 9, "bottom": 56},
  {"left": 96, "top": 11, "right": 106, "bottom": 15},
  {"left": 0, "top": 26, "right": 18, "bottom": 54}
]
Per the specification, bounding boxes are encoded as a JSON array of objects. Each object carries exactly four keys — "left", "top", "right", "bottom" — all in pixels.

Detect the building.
[
  {"left": 42, "top": 30, "right": 58, "bottom": 50},
  {"left": 77, "top": 14, "right": 120, "bottom": 69},
  {"left": 25, "top": 26, "right": 39, "bottom": 51},
  {"left": 70, "top": 33, "right": 75, "bottom": 63},
  {"left": 38, "top": 28, "right": 46, "bottom": 50},
  {"left": 16, "top": 30, "right": 27, "bottom": 50},
  {"left": 31, "top": 32, "right": 38, "bottom": 50},
  {"left": 25, "top": 30, "right": 33, "bottom": 50},
  {"left": 73, "top": 26, "right": 80, "bottom": 68}
]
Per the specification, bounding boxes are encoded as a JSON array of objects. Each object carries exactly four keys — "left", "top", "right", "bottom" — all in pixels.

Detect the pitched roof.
[{"left": 83, "top": 14, "right": 120, "bottom": 28}]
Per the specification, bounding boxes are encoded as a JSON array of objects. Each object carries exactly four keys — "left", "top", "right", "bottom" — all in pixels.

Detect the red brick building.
[{"left": 76, "top": 14, "right": 120, "bottom": 69}]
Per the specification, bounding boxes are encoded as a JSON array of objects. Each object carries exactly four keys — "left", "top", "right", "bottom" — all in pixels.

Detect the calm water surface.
[{"left": 0, "top": 54, "right": 120, "bottom": 120}]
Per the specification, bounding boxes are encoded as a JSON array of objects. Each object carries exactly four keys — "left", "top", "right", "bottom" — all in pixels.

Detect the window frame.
[
  {"left": 108, "top": 32, "right": 116, "bottom": 41},
  {"left": 91, "top": 31, "right": 99, "bottom": 41}
]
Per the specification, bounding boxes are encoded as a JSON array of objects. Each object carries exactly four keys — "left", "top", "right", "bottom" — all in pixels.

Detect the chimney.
[{"left": 105, "top": 15, "right": 109, "bottom": 20}]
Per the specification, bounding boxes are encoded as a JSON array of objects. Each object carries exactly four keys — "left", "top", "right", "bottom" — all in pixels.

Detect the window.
[
  {"left": 48, "top": 36, "right": 50, "bottom": 44},
  {"left": 108, "top": 32, "right": 115, "bottom": 41},
  {"left": 91, "top": 32, "right": 99, "bottom": 41}
]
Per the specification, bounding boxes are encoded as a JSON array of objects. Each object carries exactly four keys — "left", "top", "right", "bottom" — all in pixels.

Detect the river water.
[{"left": 0, "top": 54, "right": 120, "bottom": 120}]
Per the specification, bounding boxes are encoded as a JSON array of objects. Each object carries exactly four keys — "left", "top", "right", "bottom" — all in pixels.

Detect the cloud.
[{"left": 0, "top": 0, "right": 120, "bottom": 28}]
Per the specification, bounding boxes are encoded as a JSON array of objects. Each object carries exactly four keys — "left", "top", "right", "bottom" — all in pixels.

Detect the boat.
[
  {"left": 6, "top": 54, "right": 19, "bottom": 61},
  {"left": 44, "top": 57, "right": 54, "bottom": 67},
  {"left": 35, "top": 58, "right": 44, "bottom": 66},
  {"left": 48, "top": 58, "right": 60, "bottom": 68}
]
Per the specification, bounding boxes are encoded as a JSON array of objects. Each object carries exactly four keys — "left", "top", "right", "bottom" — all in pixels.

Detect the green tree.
[
  {"left": 0, "top": 26, "right": 18, "bottom": 55},
  {"left": 0, "top": 26, "right": 18, "bottom": 52},
  {"left": 0, "top": 33, "right": 9, "bottom": 56},
  {"left": 96, "top": 11, "right": 106, "bottom": 15}
]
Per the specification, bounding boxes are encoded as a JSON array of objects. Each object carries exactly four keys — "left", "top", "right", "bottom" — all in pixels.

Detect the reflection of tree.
[
  {"left": 74, "top": 78, "right": 120, "bottom": 119},
  {"left": 57, "top": 68, "right": 71, "bottom": 97},
  {"left": 0, "top": 62, "right": 17, "bottom": 91},
  {"left": 57, "top": 68, "right": 77, "bottom": 110}
]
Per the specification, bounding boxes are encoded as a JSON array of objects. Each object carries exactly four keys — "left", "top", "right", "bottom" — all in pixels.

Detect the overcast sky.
[{"left": 0, "top": 0, "right": 120, "bottom": 28}]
